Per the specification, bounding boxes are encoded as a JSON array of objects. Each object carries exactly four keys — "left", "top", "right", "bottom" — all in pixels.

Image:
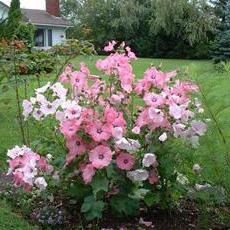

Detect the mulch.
[{"left": 0, "top": 172, "right": 229, "bottom": 230}]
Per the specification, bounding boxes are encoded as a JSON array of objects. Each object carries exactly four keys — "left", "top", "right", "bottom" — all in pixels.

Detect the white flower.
[
  {"left": 51, "top": 82, "right": 68, "bottom": 100},
  {"left": 176, "top": 172, "right": 189, "bottom": 185},
  {"left": 193, "top": 164, "right": 202, "bottom": 174},
  {"left": 142, "top": 153, "right": 158, "bottom": 168},
  {"left": 46, "top": 154, "right": 53, "bottom": 160},
  {"left": 7, "top": 145, "right": 31, "bottom": 159},
  {"left": 36, "top": 82, "right": 51, "bottom": 94},
  {"left": 127, "top": 169, "right": 149, "bottom": 182},
  {"left": 34, "top": 177, "right": 47, "bottom": 191},
  {"left": 33, "top": 108, "right": 44, "bottom": 120},
  {"left": 195, "top": 183, "right": 211, "bottom": 191},
  {"left": 159, "top": 132, "right": 167, "bottom": 142},
  {"left": 115, "top": 138, "right": 140, "bottom": 152}
]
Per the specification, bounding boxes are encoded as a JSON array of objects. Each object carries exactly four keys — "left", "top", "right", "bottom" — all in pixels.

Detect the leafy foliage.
[
  {"left": 5, "top": 0, "right": 22, "bottom": 40},
  {"left": 61, "top": 0, "right": 214, "bottom": 58},
  {"left": 212, "top": 1, "right": 230, "bottom": 63},
  {"left": 81, "top": 196, "right": 105, "bottom": 220}
]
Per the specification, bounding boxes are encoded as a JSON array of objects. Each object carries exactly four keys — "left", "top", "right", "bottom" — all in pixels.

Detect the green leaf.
[
  {"left": 91, "top": 174, "right": 109, "bottom": 195},
  {"left": 110, "top": 194, "right": 139, "bottom": 216},
  {"left": 68, "top": 180, "right": 91, "bottom": 201},
  {"left": 81, "top": 196, "right": 105, "bottom": 221},
  {"left": 144, "top": 192, "right": 160, "bottom": 207}
]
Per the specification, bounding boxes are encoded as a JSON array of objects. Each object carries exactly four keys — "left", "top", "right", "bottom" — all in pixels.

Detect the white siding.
[
  {"left": 52, "top": 27, "right": 66, "bottom": 46},
  {"left": 0, "top": 3, "right": 9, "bottom": 21},
  {"left": 35, "top": 25, "right": 67, "bottom": 49}
]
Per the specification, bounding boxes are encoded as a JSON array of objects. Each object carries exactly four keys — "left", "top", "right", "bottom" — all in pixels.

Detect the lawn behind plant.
[{"left": 0, "top": 56, "right": 229, "bottom": 227}]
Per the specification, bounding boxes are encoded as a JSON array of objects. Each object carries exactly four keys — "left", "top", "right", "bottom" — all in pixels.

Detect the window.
[
  {"left": 48, "top": 29, "right": 53, "bottom": 47},
  {"left": 34, "top": 29, "right": 45, "bottom": 47}
]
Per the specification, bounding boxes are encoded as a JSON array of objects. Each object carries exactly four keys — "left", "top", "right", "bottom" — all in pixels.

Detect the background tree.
[
  {"left": 61, "top": 0, "right": 215, "bottom": 59},
  {"left": 212, "top": 1, "right": 230, "bottom": 63},
  {"left": 6, "top": 0, "right": 22, "bottom": 40}
]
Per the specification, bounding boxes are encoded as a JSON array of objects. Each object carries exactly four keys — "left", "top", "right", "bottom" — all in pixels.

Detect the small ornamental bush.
[{"left": 6, "top": 41, "right": 207, "bottom": 221}]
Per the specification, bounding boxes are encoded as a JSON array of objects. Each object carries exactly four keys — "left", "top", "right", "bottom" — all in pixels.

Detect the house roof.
[
  {"left": 21, "top": 8, "right": 72, "bottom": 27},
  {"left": 0, "top": 1, "right": 9, "bottom": 9}
]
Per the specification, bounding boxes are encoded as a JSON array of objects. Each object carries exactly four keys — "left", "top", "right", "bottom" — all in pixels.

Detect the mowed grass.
[{"left": 0, "top": 56, "right": 229, "bottom": 227}]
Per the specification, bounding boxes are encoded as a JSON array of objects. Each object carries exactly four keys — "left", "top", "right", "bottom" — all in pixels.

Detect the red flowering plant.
[{"left": 6, "top": 41, "right": 207, "bottom": 220}]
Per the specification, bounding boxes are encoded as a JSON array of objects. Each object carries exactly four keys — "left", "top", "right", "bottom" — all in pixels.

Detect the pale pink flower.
[
  {"left": 191, "top": 120, "right": 207, "bottom": 136},
  {"left": 110, "top": 94, "right": 123, "bottom": 105},
  {"left": 40, "top": 99, "right": 60, "bottom": 116},
  {"left": 127, "top": 169, "right": 149, "bottom": 182},
  {"left": 89, "top": 145, "right": 113, "bottom": 169},
  {"left": 22, "top": 100, "right": 33, "bottom": 119},
  {"left": 34, "top": 177, "right": 47, "bottom": 191},
  {"left": 115, "top": 138, "right": 140, "bottom": 152},
  {"left": 142, "top": 153, "right": 158, "bottom": 168},
  {"left": 62, "top": 100, "right": 82, "bottom": 120},
  {"left": 116, "top": 153, "right": 135, "bottom": 170},
  {"left": 112, "top": 127, "right": 124, "bottom": 139}
]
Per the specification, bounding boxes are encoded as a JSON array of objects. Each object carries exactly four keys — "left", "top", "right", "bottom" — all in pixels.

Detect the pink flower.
[
  {"left": 116, "top": 153, "right": 135, "bottom": 170},
  {"left": 87, "top": 121, "right": 112, "bottom": 142},
  {"left": 148, "top": 170, "right": 159, "bottom": 184},
  {"left": 104, "top": 40, "right": 116, "bottom": 52},
  {"left": 125, "top": 46, "right": 137, "bottom": 60},
  {"left": 59, "top": 64, "right": 73, "bottom": 83},
  {"left": 134, "top": 79, "right": 151, "bottom": 95},
  {"left": 143, "top": 93, "right": 165, "bottom": 107},
  {"left": 80, "top": 62, "right": 90, "bottom": 76},
  {"left": 110, "top": 93, "right": 124, "bottom": 105},
  {"left": 65, "top": 136, "right": 86, "bottom": 164},
  {"left": 60, "top": 119, "right": 81, "bottom": 138},
  {"left": 81, "top": 163, "right": 95, "bottom": 184},
  {"left": 70, "top": 71, "right": 88, "bottom": 91},
  {"left": 89, "top": 145, "right": 113, "bottom": 169},
  {"left": 104, "top": 107, "right": 117, "bottom": 124}
]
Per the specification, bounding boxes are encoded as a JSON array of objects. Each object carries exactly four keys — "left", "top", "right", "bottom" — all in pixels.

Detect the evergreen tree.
[
  {"left": 212, "top": 1, "right": 230, "bottom": 63},
  {"left": 6, "top": 0, "right": 22, "bottom": 40}
]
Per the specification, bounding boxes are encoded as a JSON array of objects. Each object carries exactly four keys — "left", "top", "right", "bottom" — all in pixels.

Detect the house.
[{"left": 0, "top": 0, "right": 72, "bottom": 48}]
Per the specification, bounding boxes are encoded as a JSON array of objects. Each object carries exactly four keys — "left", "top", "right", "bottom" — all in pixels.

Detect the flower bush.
[{"left": 7, "top": 41, "right": 207, "bottom": 220}]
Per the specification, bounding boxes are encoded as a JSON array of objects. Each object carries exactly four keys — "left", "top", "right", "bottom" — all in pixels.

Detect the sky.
[{"left": 1, "top": 0, "right": 45, "bottom": 9}]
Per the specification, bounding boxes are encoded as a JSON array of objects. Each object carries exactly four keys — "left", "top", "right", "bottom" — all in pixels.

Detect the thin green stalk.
[{"left": 13, "top": 45, "right": 26, "bottom": 144}]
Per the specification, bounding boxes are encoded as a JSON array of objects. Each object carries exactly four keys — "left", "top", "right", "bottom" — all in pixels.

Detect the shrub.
[
  {"left": 51, "top": 39, "right": 96, "bottom": 56},
  {"left": 6, "top": 41, "right": 207, "bottom": 221}
]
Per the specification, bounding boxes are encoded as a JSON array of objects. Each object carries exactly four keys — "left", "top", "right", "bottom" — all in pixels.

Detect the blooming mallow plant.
[{"left": 7, "top": 41, "right": 207, "bottom": 220}]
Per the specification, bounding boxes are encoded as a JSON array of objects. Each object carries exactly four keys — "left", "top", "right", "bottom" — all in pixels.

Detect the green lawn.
[{"left": 0, "top": 56, "right": 229, "bottom": 227}]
